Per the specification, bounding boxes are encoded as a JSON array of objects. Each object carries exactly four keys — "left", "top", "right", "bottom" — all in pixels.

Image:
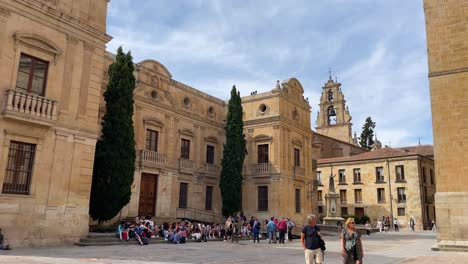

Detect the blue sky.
[{"left": 106, "top": 0, "right": 432, "bottom": 147}]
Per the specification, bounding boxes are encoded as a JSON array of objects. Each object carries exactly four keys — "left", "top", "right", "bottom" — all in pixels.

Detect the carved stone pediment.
[
  {"left": 143, "top": 117, "right": 164, "bottom": 127},
  {"left": 14, "top": 32, "right": 62, "bottom": 63},
  {"left": 253, "top": 134, "right": 272, "bottom": 142},
  {"left": 179, "top": 128, "right": 194, "bottom": 137},
  {"left": 138, "top": 59, "right": 172, "bottom": 79},
  {"left": 204, "top": 136, "right": 218, "bottom": 144}
]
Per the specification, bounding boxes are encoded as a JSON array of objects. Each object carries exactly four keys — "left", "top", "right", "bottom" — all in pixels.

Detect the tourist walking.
[
  {"left": 301, "top": 214, "right": 323, "bottom": 264},
  {"left": 341, "top": 218, "right": 364, "bottom": 264},
  {"left": 394, "top": 218, "right": 399, "bottom": 232},
  {"left": 377, "top": 219, "right": 382, "bottom": 233},
  {"left": 409, "top": 217, "right": 415, "bottom": 232},
  {"left": 365, "top": 221, "right": 371, "bottom": 237},
  {"left": 287, "top": 217, "right": 295, "bottom": 243},
  {"left": 278, "top": 217, "right": 287, "bottom": 244},
  {"left": 252, "top": 218, "right": 260, "bottom": 243},
  {"left": 267, "top": 217, "right": 277, "bottom": 244}
]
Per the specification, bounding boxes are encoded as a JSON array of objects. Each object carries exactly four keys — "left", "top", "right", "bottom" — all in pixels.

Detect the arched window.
[
  {"left": 328, "top": 89, "right": 334, "bottom": 102},
  {"left": 328, "top": 106, "right": 337, "bottom": 125}
]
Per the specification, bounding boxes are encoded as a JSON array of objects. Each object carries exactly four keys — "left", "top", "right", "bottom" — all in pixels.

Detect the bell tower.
[{"left": 315, "top": 72, "right": 354, "bottom": 144}]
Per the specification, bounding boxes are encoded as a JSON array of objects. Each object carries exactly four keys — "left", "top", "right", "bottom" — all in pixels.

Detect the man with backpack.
[
  {"left": 301, "top": 214, "right": 324, "bottom": 264},
  {"left": 286, "top": 217, "right": 295, "bottom": 243}
]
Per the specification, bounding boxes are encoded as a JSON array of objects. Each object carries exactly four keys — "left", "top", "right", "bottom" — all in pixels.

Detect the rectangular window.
[
  {"left": 181, "top": 139, "right": 190, "bottom": 159},
  {"left": 205, "top": 186, "right": 213, "bottom": 210},
  {"left": 2, "top": 141, "right": 36, "bottom": 194},
  {"left": 395, "top": 165, "right": 405, "bottom": 181},
  {"left": 294, "top": 148, "right": 300, "bottom": 167},
  {"left": 179, "top": 182, "right": 188, "bottom": 208},
  {"left": 206, "top": 145, "right": 215, "bottom": 164},
  {"left": 422, "top": 167, "right": 426, "bottom": 183},
  {"left": 397, "top": 208, "right": 406, "bottom": 216},
  {"left": 317, "top": 171, "right": 322, "bottom": 184},
  {"left": 430, "top": 169, "right": 434, "bottom": 185},
  {"left": 340, "top": 190, "right": 347, "bottom": 203},
  {"left": 258, "top": 186, "right": 268, "bottom": 211},
  {"left": 376, "top": 167, "right": 384, "bottom": 182},
  {"left": 257, "top": 144, "right": 269, "bottom": 163},
  {"left": 318, "top": 206, "right": 323, "bottom": 214},
  {"left": 317, "top": 190, "right": 323, "bottom": 203},
  {"left": 16, "top": 53, "right": 49, "bottom": 96},
  {"left": 145, "top": 129, "right": 159, "bottom": 152},
  {"left": 339, "top": 169, "right": 346, "bottom": 184},
  {"left": 353, "top": 168, "right": 361, "bottom": 183},
  {"left": 354, "top": 189, "right": 362, "bottom": 204},
  {"left": 341, "top": 207, "right": 348, "bottom": 215},
  {"left": 397, "top": 187, "right": 406, "bottom": 203},
  {"left": 295, "top": 189, "right": 301, "bottom": 213},
  {"left": 377, "top": 188, "right": 386, "bottom": 203}
]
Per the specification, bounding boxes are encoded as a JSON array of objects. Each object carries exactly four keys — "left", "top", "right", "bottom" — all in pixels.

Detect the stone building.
[
  {"left": 0, "top": 0, "right": 111, "bottom": 246},
  {"left": 316, "top": 145, "right": 435, "bottom": 228},
  {"left": 423, "top": 0, "right": 468, "bottom": 251},
  {"left": 102, "top": 54, "right": 227, "bottom": 223}
]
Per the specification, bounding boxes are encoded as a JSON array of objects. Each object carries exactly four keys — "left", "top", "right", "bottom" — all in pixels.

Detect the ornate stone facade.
[
  {"left": 423, "top": 0, "right": 468, "bottom": 251},
  {"left": 0, "top": 0, "right": 111, "bottom": 247}
]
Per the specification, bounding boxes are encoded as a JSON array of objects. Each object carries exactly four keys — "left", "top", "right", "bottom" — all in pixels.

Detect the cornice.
[
  {"left": 171, "top": 79, "right": 225, "bottom": 106},
  {"left": 5, "top": 0, "right": 111, "bottom": 45},
  {"left": 317, "top": 155, "right": 426, "bottom": 167},
  {"left": 134, "top": 94, "right": 225, "bottom": 131},
  {"left": 0, "top": 5, "right": 11, "bottom": 17}
]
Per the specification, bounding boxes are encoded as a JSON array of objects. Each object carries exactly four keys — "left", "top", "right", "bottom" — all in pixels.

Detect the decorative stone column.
[{"left": 323, "top": 174, "right": 344, "bottom": 226}]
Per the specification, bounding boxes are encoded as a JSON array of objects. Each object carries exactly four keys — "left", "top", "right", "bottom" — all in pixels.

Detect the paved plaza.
[{"left": 1, "top": 230, "right": 467, "bottom": 264}]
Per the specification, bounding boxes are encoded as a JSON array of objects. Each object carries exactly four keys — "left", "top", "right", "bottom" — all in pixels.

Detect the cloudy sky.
[{"left": 106, "top": 0, "right": 432, "bottom": 147}]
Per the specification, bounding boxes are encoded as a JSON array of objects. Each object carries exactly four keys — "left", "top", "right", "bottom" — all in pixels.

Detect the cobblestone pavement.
[{"left": 1, "top": 230, "right": 467, "bottom": 263}]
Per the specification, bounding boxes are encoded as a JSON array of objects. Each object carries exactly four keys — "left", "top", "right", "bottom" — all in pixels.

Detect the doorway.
[
  {"left": 138, "top": 173, "right": 158, "bottom": 217},
  {"left": 355, "top": 207, "right": 364, "bottom": 218}
]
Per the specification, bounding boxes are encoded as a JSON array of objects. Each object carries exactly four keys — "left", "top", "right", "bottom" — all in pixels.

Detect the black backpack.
[{"left": 319, "top": 237, "right": 326, "bottom": 251}]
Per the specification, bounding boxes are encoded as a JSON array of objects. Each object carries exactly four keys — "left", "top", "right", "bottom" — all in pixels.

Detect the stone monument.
[{"left": 323, "top": 174, "right": 345, "bottom": 226}]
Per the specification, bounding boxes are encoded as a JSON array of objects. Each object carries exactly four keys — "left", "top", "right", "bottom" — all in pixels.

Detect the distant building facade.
[{"left": 316, "top": 146, "right": 436, "bottom": 229}]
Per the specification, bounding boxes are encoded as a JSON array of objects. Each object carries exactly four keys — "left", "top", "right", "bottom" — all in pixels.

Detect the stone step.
[{"left": 86, "top": 232, "right": 118, "bottom": 239}]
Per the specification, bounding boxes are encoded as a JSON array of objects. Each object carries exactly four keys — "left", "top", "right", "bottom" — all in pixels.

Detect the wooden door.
[{"left": 138, "top": 173, "right": 157, "bottom": 217}]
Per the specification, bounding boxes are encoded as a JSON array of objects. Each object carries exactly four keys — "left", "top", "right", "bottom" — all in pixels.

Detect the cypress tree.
[
  {"left": 359, "top": 117, "right": 376, "bottom": 150},
  {"left": 89, "top": 47, "right": 136, "bottom": 222},
  {"left": 220, "top": 86, "right": 246, "bottom": 217}
]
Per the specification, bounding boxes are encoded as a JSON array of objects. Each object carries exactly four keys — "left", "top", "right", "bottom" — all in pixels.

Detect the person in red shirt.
[{"left": 278, "top": 217, "right": 288, "bottom": 244}]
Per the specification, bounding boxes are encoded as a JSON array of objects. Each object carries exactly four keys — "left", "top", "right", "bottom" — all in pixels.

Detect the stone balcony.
[
  {"left": 179, "top": 158, "right": 195, "bottom": 174},
  {"left": 140, "top": 150, "right": 166, "bottom": 169},
  {"left": 204, "top": 163, "right": 219, "bottom": 175},
  {"left": 3, "top": 89, "right": 58, "bottom": 126},
  {"left": 248, "top": 163, "right": 271, "bottom": 177}
]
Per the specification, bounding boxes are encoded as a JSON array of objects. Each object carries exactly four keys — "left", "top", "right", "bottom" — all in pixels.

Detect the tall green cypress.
[
  {"left": 359, "top": 117, "right": 376, "bottom": 150},
  {"left": 89, "top": 47, "right": 136, "bottom": 222},
  {"left": 220, "top": 86, "right": 246, "bottom": 217}
]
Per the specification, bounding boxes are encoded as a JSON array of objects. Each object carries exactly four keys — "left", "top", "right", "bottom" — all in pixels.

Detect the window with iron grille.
[
  {"left": 317, "top": 190, "right": 323, "bottom": 202},
  {"left": 339, "top": 169, "right": 346, "bottom": 184},
  {"left": 257, "top": 144, "right": 269, "bottom": 163},
  {"left": 376, "top": 167, "right": 384, "bottom": 182},
  {"left": 206, "top": 145, "right": 215, "bottom": 164},
  {"left": 397, "top": 187, "right": 406, "bottom": 203},
  {"left": 295, "top": 189, "right": 301, "bottom": 212},
  {"left": 179, "top": 182, "right": 188, "bottom": 208},
  {"left": 340, "top": 190, "right": 347, "bottom": 203},
  {"left": 2, "top": 141, "right": 36, "bottom": 194},
  {"left": 145, "top": 129, "right": 158, "bottom": 152},
  {"left": 317, "top": 171, "right": 322, "bottom": 184},
  {"left": 16, "top": 53, "right": 49, "bottom": 96},
  {"left": 181, "top": 139, "right": 190, "bottom": 159},
  {"left": 353, "top": 168, "right": 361, "bottom": 183},
  {"left": 258, "top": 186, "right": 268, "bottom": 211},
  {"left": 205, "top": 186, "right": 213, "bottom": 210},
  {"left": 318, "top": 206, "right": 323, "bottom": 214},
  {"left": 422, "top": 167, "right": 426, "bottom": 183},
  {"left": 395, "top": 165, "right": 405, "bottom": 181},
  {"left": 354, "top": 189, "right": 362, "bottom": 204},
  {"left": 294, "top": 148, "right": 300, "bottom": 167},
  {"left": 397, "top": 208, "right": 406, "bottom": 216},
  {"left": 377, "top": 188, "right": 386, "bottom": 203}
]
